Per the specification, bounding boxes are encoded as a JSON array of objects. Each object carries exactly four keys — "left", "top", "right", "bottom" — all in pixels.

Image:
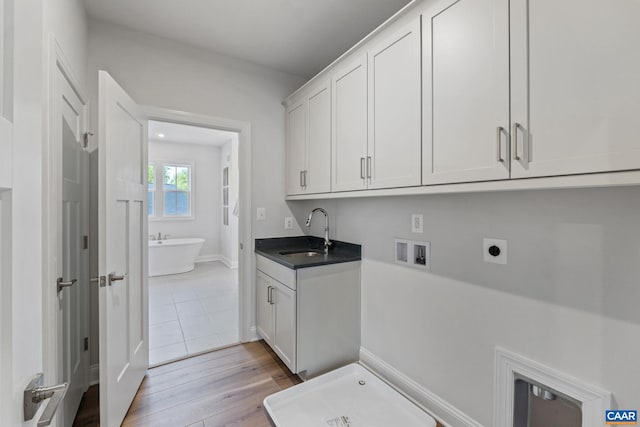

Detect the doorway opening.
[{"left": 146, "top": 120, "right": 241, "bottom": 366}]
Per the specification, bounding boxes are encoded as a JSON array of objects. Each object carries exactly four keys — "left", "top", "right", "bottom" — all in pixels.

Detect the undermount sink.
[{"left": 278, "top": 250, "right": 325, "bottom": 258}]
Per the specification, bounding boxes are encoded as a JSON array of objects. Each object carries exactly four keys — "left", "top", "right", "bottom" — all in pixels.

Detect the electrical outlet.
[
  {"left": 411, "top": 214, "right": 423, "bottom": 233},
  {"left": 257, "top": 207, "right": 266, "bottom": 221},
  {"left": 483, "top": 238, "right": 507, "bottom": 264},
  {"left": 284, "top": 217, "right": 293, "bottom": 230}
]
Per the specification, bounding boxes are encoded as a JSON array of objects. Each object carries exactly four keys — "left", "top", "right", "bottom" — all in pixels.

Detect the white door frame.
[
  {"left": 42, "top": 37, "right": 89, "bottom": 426},
  {"left": 144, "top": 106, "right": 254, "bottom": 342}
]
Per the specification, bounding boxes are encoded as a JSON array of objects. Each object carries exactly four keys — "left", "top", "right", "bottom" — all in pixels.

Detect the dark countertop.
[{"left": 255, "top": 236, "right": 361, "bottom": 270}]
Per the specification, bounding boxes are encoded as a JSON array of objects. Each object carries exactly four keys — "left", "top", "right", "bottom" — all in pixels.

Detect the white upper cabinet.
[
  {"left": 423, "top": 0, "right": 510, "bottom": 184},
  {"left": 510, "top": 0, "right": 640, "bottom": 178},
  {"left": 285, "top": 101, "right": 307, "bottom": 195},
  {"left": 368, "top": 18, "right": 422, "bottom": 189},
  {"left": 306, "top": 81, "right": 331, "bottom": 194},
  {"left": 332, "top": 55, "right": 368, "bottom": 192},
  {"left": 285, "top": 81, "right": 331, "bottom": 196}
]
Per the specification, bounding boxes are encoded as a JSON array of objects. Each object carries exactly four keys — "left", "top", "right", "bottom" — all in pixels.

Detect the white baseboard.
[
  {"left": 359, "top": 347, "right": 482, "bottom": 427},
  {"left": 196, "top": 254, "right": 238, "bottom": 268},
  {"left": 220, "top": 256, "right": 238, "bottom": 269},
  {"left": 89, "top": 364, "right": 99, "bottom": 386},
  {"left": 195, "top": 254, "right": 221, "bottom": 263},
  {"left": 248, "top": 326, "right": 259, "bottom": 342}
]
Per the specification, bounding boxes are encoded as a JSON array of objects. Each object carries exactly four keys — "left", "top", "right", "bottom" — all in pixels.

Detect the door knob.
[
  {"left": 56, "top": 277, "right": 77, "bottom": 293},
  {"left": 108, "top": 272, "right": 125, "bottom": 286},
  {"left": 24, "top": 373, "right": 68, "bottom": 426}
]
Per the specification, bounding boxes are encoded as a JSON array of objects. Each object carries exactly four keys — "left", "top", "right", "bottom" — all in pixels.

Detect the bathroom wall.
[
  {"left": 220, "top": 135, "right": 240, "bottom": 268},
  {"left": 148, "top": 140, "right": 222, "bottom": 258},
  {"left": 290, "top": 186, "right": 640, "bottom": 425}
]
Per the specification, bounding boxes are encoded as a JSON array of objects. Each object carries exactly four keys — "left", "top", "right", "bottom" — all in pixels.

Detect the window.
[
  {"left": 162, "top": 164, "right": 191, "bottom": 217},
  {"left": 148, "top": 164, "right": 155, "bottom": 216},
  {"left": 147, "top": 162, "right": 193, "bottom": 219}
]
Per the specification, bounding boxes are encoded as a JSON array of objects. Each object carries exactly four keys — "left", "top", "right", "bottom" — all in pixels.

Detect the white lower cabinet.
[{"left": 256, "top": 255, "right": 361, "bottom": 379}]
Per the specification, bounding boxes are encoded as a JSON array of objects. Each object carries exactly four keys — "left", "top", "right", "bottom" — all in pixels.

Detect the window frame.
[
  {"left": 148, "top": 160, "right": 195, "bottom": 221},
  {"left": 148, "top": 163, "right": 156, "bottom": 218}
]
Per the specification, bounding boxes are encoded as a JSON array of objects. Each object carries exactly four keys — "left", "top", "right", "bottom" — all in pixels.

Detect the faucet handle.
[
  {"left": 149, "top": 234, "right": 156, "bottom": 240},
  {"left": 163, "top": 234, "right": 171, "bottom": 240}
]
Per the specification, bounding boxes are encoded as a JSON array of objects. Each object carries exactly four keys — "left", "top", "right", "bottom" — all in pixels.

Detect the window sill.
[{"left": 149, "top": 216, "right": 195, "bottom": 222}]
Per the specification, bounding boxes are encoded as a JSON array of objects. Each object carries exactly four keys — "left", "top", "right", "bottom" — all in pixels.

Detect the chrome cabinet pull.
[
  {"left": 299, "top": 171, "right": 304, "bottom": 188},
  {"left": 303, "top": 170, "right": 308, "bottom": 188},
  {"left": 24, "top": 373, "right": 68, "bottom": 427},
  {"left": 367, "top": 156, "right": 372, "bottom": 179},
  {"left": 267, "top": 286, "right": 274, "bottom": 304},
  {"left": 360, "top": 157, "right": 365, "bottom": 179},
  {"left": 512, "top": 123, "right": 521, "bottom": 161},
  {"left": 497, "top": 126, "right": 504, "bottom": 162},
  {"left": 56, "top": 277, "right": 77, "bottom": 293},
  {"left": 108, "top": 272, "right": 125, "bottom": 286}
]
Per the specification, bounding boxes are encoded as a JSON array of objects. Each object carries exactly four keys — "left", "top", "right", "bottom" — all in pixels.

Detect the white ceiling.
[
  {"left": 82, "top": 0, "right": 413, "bottom": 78},
  {"left": 148, "top": 121, "right": 236, "bottom": 147}
]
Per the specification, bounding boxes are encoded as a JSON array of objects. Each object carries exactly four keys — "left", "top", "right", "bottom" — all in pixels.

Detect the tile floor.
[{"left": 148, "top": 261, "right": 239, "bottom": 366}]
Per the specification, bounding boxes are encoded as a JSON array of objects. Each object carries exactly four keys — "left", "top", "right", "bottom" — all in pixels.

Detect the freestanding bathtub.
[{"left": 148, "top": 238, "right": 205, "bottom": 277}]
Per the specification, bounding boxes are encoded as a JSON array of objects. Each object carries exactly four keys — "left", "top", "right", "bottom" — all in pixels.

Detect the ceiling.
[
  {"left": 148, "top": 121, "right": 237, "bottom": 147},
  {"left": 82, "top": 0, "right": 413, "bottom": 78}
]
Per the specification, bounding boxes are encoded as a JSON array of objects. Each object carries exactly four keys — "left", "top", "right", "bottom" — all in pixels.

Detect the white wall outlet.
[
  {"left": 284, "top": 216, "right": 293, "bottom": 230},
  {"left": 483, "top": 238, "right": 507, "bottom": 264},
  {"left": 411, "top": 214, "right": 423, "bottom": 233},
  {"left": 257, "top": 207, "right": 266, "bottom": 221}
]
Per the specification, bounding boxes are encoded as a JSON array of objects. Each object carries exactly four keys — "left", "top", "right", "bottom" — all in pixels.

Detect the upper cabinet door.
[
  {"left": 423, "top": 0, "right": 510, "bottom": 185},
  {"left": 332, "top": 55, "right": 368, "bottom": 192},
  {"left": 368, "top": 18, "right": 422, "bottom": 189},
  {"left": 306, "top": 81, "right": 331, "bottom": 194},
  {"left": 285, "top": 100, "right": 307, "bottom": 195},
  {"left": 510, "top": 0, "right": 640, "bottom": 178}
]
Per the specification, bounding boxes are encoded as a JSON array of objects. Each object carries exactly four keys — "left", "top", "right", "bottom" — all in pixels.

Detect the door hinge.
[
  {"left": 83, "top": 235, "right": 88, "bottom": 250},
  {"left": 83, "top": 132, "right": 94, "bottom": 149},
  {"left": 83, "top": 337, "right": 89, "bottom": 351}
]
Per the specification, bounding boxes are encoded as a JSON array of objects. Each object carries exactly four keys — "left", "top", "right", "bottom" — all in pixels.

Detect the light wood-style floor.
[
  {"left": 74, "top": 340, "right": 445, "bottom": 427},
  {"left": 74, "top": 341, "right": 301, "bottom": 427}
]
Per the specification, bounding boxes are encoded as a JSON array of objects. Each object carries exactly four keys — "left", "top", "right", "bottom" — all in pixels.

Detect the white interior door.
[
  {"left": 98, "top": 70, "right": 149, "bottom": 427},
  {"left": 58, "top": 70, "right": 89, "bottom": 427}
]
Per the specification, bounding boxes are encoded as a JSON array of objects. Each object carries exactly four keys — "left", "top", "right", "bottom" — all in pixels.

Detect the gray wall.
[{"left": 289, "top": 186, "right": 640, "bottom": 424}]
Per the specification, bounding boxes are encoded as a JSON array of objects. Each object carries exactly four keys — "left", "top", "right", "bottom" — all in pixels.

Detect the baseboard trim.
[
  {"left": 359, "top": 347, "right": 482, "bottom": 427},
  {"left": 195, "top": 254, "right": 221, "bottom": 263},
  {"left": 220, "top": 256, "right": 238, "bottom": 269},
  {"left": 89, "top": 364, "right": 99, "bottom": 386},
  {"left": 248, "top": 326, "right": 259, "bottom": 342}
]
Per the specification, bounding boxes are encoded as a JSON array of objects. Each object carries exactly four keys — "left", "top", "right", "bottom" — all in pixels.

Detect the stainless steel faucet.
[
  {"left": 306, "top": 207, "right": 332, "bottom": 253},
  {"left": 158, "top": 232, "right": 162, "bottom": 240}
]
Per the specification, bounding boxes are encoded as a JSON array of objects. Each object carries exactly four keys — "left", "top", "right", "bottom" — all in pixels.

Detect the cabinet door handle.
[
  {"left": 360, "top": 157, "right": 365, "bottom": 179},
  {"left": 367, "top": 156, "right": 372, "bottom": 179},
  {"left": 497, "top": 126, "right": 504, "bottom": 163},
  {"left": 299, "top": 171, "right": 304, "bottom": 188},
  {"left": 267, "top": 286, "right": 274, "bottom": 304},
  {"left": 512, "top": 123, "right": 521, "bottom": 161},
  {"left": 303, "top": 170, "right": 308, "bottom": 188}
]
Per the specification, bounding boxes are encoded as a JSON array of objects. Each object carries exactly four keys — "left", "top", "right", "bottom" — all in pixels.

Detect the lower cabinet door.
[
  {"left": 256, "top": 271, "right": 274, "bottom": 344},
  {"left": 272, "top": 282, "right": 296, "bottom": 372}
]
